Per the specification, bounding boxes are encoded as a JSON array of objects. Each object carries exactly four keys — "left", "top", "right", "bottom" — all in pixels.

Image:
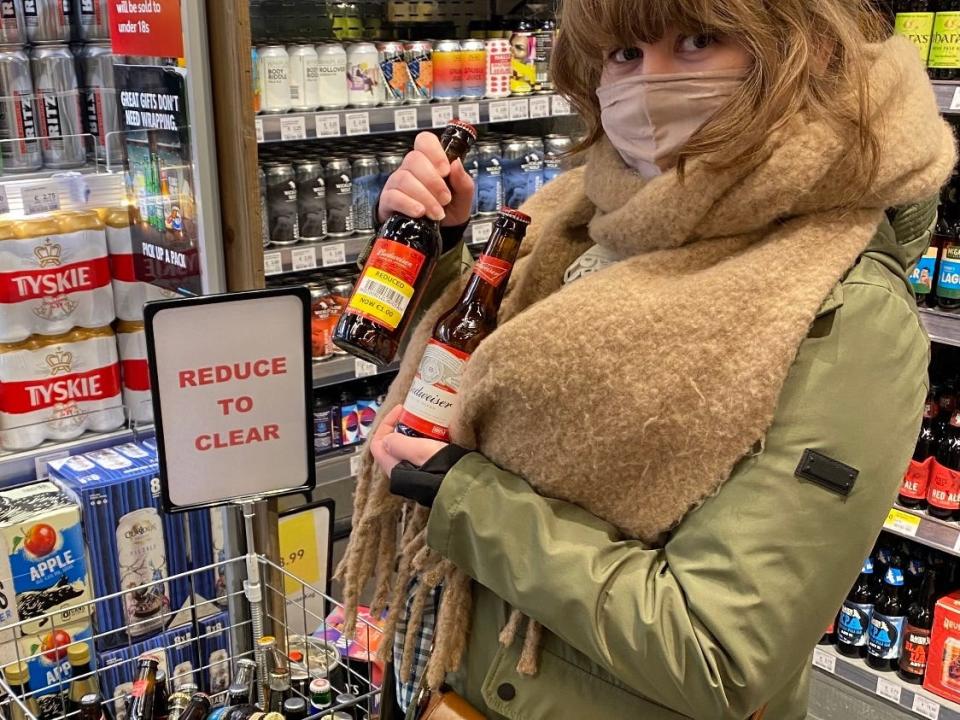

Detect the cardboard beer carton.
[
  {"left": 196, "top": 610, "right": 229, "bottom": 697},
  {"left": 100, "top": 634, "right": 168, "bottom": 720},
  {"left": 165, "top": 621, "right": 198, "bottom": 691},
  {"left": 0, "top": 482, "right": 92, "bottom": 637},
  {"left": 925, "top": 589, "right": 960, "bottom": 701}
]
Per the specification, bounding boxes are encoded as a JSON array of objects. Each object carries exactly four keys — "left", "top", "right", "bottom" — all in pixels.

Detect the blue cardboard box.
[
  {"left": 197, "top": 610, "right": 230, "bottom": 698},
  {"left": 100, "top": 633, "right": 168, "bottom": 720},
  {"left": 164, "top": 621, "right": 198, "bottom": 690}
]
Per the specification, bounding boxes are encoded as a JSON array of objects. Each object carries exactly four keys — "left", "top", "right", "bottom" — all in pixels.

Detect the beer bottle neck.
[{"left": 460, "top": 222, "right": 525, "bottom": 308}]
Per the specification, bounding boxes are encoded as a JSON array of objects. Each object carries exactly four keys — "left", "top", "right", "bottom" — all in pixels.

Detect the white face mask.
[{"left": 596, "top": 69, "right": 747, "bottom": 179}]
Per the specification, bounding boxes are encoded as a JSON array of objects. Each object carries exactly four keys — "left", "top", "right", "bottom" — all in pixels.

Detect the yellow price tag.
[
  {"left": 279, "top": 511, "right": 321, "bottom": 594},
  {"left": 884, "top": 508, "right": 921, "bottom": 537}
]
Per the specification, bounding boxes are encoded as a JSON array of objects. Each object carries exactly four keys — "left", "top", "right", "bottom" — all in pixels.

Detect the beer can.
[
  {"left": 464, "top": 146, "right": 479, "bottom": 218},
  {"left": 31, "top": 44, "right": 85, "bottom": 169},
  {"left": 258, "top": 165, "right": 269, "bottom": 247},
  {"left": 377, "top": 40, "right": 408, "bottom": 106},
  {"left": 544, "top": 134, "right": 572, "bottom": 184},
  {"left": 308, "top": 283, "right": 334, "bottom": 362},
  {"left": 502, "top": 139, "right": 528, "bottom": 208},
  {"left": 534, "top": 19, "right": 556, "bottom": 93},
  {"left": 288, "top": 44, "right": 320, "bottom": 111},
  {"left": 476, "top": 140, "right": 502, "bottom": 216},
  {"left": 259, "top": 45, "right": 291, "bottom": 113},
  {"left": 74, "top": 0, "right": 109, "bottom": 41},
  {"left": 346, "top": 42, "right": 383, "bottom": 107},
  {"left": 432, "top": 39, "right": 462, "bottom": 101},
  {"left": 24, "top": 0, "right": 69, "bottom": 43},
  {"left": 77, "top": 42, "right": 121, "bottom": 164},
  {"left": 251, "top": 46, "right": 261, "bottom": 113},
  {"left": 263, "top": 161, "right": 300, "bottom": 245},
  {"left": 351, "top": 155, "right": 379, "bottom": 232},
  {"left": 405, "top": 40, "right": 433, "bottom": 104},
  {"left": 324, "top": 157, "right": 354, "bottom": 237},
  {"left": 485, "top": 38, "right": 511, "bottom": 99},
  {"left": 377, "top": 151, "right": 402, "bottom": 190},
  {"left": 460, "top": 38, "right": 486, "bottom": 100},
  {"left": 317, "top": 42, "right": 348, "bottom": 110},
  {"left": 294, "top": 158, "right": 327, "bottom": 241},
  {"left": 0, "top": 0, "right": 25, "bottom": 45},
  {"left": 0, "top": 46, "right": 41, "bottom": 172},
  {"left": 522, "top": 137, "right": 544, "bottom": 199},
  {"left": 509, "top": 30, "right": 536, "bottom": 95}
]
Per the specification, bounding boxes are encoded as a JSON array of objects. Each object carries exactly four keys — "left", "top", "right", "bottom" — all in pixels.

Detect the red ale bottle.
[
  {"left": 333, "top": 120, "right": 478, "bottom": 365},
  {"left": 396, "top": 208, "right": 531, "bottom": 440},
  {"left": 898, "top": 569, "right": 937, "bottom": 684},
  {"left": 928, "top": 409, "right": 960, "bottom": 520},
  {"left": 899, "top": 393, "right": 938, "bottom": 508}
]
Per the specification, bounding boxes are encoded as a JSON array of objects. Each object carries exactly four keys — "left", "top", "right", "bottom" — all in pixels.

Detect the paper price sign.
[
  {"left": 349, "top": 453, "right": 362, "bottom": 477},
  {"left": 394, "top": 108, "right": 418, "bottom": 132},
  {"left": 345, "top": 112, "right": 371, "bottom": 136},
  {"left": 355, "top": 359, "right": 378, "bottom": 378},
  {"left": 471, "top": 222, "right": 493, "bottom": 246},
  {"left": 255, "top": 118, "right": 264, "bottom": 143},
  {"left": 883, "top": 508, "right": 920, "bottom": 537},
  {"left": 432, "top": 105, "right": 454, "bottom": 128},
  {"left": 459, "top": 103, "right": 480, "bottom": 125},
  {"left": 509, "top": 98, "right": 530, "bottom": 120},
  {"left": 321, "top": 242, "right": 346, "bottom": 267},
  {"left": 811, "top": 648, "right": 836, "bottom": 674},
  {"left": 552, "top": 94, "right": 572, "bottom": 116},
  {"left": 912, "top": 695, "right": 941, "bottom": 719},
  {"left": 280, "top": 116, "right": 307, "bottom": 141},
  {"left": 529, "top": 96, "right": 550, "bottom": 119},
  {"left": 489, "top": 101, "right": 510, "bottom": 123},
  {"left": 21, "top": 184, "right": 60, "bottom": 215},
  {"left": 290, "top": 246, "right": 317, "bottom": 272},
  {"left": 279, "top": 510, "right": 321, "bottom": 593},
  {"left": 875, "top": 677, "right": 901, "bottom": 704},
  {"left": 316, "top": 114, "right": 341, "bottom": 137},
  {"left": 263, "top": 252, "right": 283, "bottom": 276},
  {"left": 952, "top": 86, "right": 960, "bottom": 111}
]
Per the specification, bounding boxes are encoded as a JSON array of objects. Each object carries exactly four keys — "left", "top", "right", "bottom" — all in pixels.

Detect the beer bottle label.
[
  {"left": 868, "top": 611, "right": 906, "bottom": 661},
  {"left": 347, "top": 238, "right": 426, "bottom": 331},
  {"left": 895, "top": 12, "right": 936, "bottom": 63},
  {"left": 901, "top": 456, "right": 933, "bottom": 500},
  {"left": 910, "top": 247, "right": 938, "bottom": 299},
  {"left": 398, "top": 339, "right": 471, "bottom": 441},
  {"left": 928, "top": 460, "right": 960, "bottom": 510},
  {"left": 929, "top": 12, "right": 960, "bottom": 70},
  {"left": 899, "top": 623, "right": 932, "bottom": 676},
  {"left": 837, "top": 601, "right": 873, "bottom": 647},
  {"left": 938, "top": 243, "right": 960, "bottom": 300},
  {"left": 472, "top": 254, "right": 513, "bottom": 287}
]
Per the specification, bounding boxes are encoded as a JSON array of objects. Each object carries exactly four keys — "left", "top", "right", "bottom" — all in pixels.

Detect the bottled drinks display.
[
  {"left": 333, "top": 120, "right": 477, "bottom": 365},
  {"left": 910, "top": 173, "right": 960, "bottom": 312},
  {"left": 313, "top": 376, "right": 390, "bottom": 454},
  {"left": 893, "top": 0, "right": 960, "bottom": 78}
]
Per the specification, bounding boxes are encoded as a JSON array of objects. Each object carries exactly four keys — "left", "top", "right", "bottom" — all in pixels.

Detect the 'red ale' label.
[
  {"left": 398, "top": 339, "right": 471, "bottom": 441},
  {"left": 901, "top": 456, "right": 933, "bottom": 500},
  {"left": 928, "top": 460, "right": 960, "bottom": 510}
]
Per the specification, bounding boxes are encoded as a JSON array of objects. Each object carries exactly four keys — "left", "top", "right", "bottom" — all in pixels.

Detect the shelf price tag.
[
  {"left": 349, "top": 453, "right": 362, "bottom": 477},
  {"left": 394, "top": 108, "right": 418, "bottom": 132},
  {"left": 321, "top": 242, "right": 347, "bottom": 267},
  {"left": 432, "top": 104, "right": 454, "bottom": 128},
  {"left": 489, "top": 101, "right": 510, "bottom": 123},
  {"left": 278, "top": 510, "right": 322, "bottom": 592},
  {"left": 552, "top": 94, "right": 572, "bottom": 116},
  {"left": 529, "top": 96, "right": 550, "bottom": 119},
  {"left": 21, "top": 183, "right": 60, "bottom": 215},
  {"left": 263, "top": 252, "right": 283, "bottom": 276},
  {"left": 811, "top": 648, "right": 836, "bottom": 674},
  {"left": 458, "top": 103, "right": 480, "bottom": 125},
  {"left": 355, "top": 359, "right": 377, "bottom": 378},
  {"left": 471, "top": 221, "right": 493, "bottom": 246},
  {"left": 951, "top": 86, "right": 960, "bottom": 111},
  {"left": 884, "top": 508, "right": 920, "bottom": 537},
  {"left": 875, "top": 677, "right": 902, "bottom": 705},
  {"left": 280, "top": 115, "right": 307, "bottom": 141},
  {"left": 290, "top": 246, "right": 317, "bottom": 272},
  {"left": 0, "top": 185, "right": 10, "bottom": 215},
  {"left": 316, "top": 114, "right": 341, "bottom": 137},
  {"left": 255, "top": 118, "right": 264, "bottom": 143},
  {"left": 509, "top": 98, "right": 529, "bottom": 120},
  {"left": 345, "top": 111, "right": 371, "bottom": 136},
  {"left": 912, "top": 694, "right": 941, "bottom": 719}
]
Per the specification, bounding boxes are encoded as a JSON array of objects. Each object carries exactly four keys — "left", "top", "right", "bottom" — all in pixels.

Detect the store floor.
[{"left": 809, "top": 671, "right": 914, "bottom": 719}]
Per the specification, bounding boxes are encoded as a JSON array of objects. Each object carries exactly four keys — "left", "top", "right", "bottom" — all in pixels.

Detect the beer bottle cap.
[
  {"left": 447, "top": 119, "right": 478, "bottom": 140},
  {"left": 498, "top": 207, "right": 532, "bottom": 225},
  {"left": 81, "top": 695, "right": 100, "bottom": 707},
  {"left": 258, "top": 636, "right": 277, "bottom": 647},
  {"left": 68, "top": 642, "right": 91, "bottom": 665},
  {"left": 5, "top": 661, "right": 29, "bottom": 684}
]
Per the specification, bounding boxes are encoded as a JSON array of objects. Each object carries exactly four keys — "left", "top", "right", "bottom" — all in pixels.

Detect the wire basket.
[{"left": 0, "top": 554, "right": 383, "bottom": 720}]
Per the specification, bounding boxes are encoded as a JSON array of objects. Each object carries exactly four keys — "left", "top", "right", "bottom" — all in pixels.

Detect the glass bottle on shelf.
[
  {"left": 898, "top": 569, "right": 937, "bottom": 683},
  {"left": 5, "top": 661, "right": 40, "bottom": 720},
  {"left": 67, "top": 643, "right": 100, "bottom": 716},
  {"left": 128, "top": 657, "right": 159, "bottom": 720},
  {"left": 930, "top": 0, "right": 960, "bottom": 80},
  {"left": 836, "top": 556, "right": 878, "bottom": 658},
  {"left": 866, "top": 551, "right": 908, "bottom": 671}
]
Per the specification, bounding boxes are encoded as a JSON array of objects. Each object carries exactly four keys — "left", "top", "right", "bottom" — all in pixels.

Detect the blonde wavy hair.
[{"left": 553, "top": 0, "right": 888, "bottom": 183}]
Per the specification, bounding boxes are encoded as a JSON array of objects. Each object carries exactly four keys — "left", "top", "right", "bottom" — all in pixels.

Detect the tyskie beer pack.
[
  {"left": 0, "top": 326, "right": 124, "bottom": 451},
  {"left": 116, "top": 320, "right": 152, "bottom": 424},
  {"left": 0, "top": 211, "right": 114, "bottom": 343}
]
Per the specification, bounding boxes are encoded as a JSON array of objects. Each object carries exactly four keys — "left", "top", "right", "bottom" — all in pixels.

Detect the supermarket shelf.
[
  {"left": 256, "top": 93, "right": 575, "bottom": 144},
  {"left": 883, "top": 504, "right": 960, "bottom": 557},
  {"left": 935, "top": 81, "right": 960, "bottom": 115},
  {"left": 0, "top": 171, "right": 124, "bottom": 217},
  {"left": 313, "top": 355, "right": 399, "bottom": 389},
  {"left": 314, "top": 446, "right": 363, "bottom": 485},
  {"left": 0, "top": 424, "right": 156, "bottom": 488},
  {"left": 811, "top": 645, "right": 960, "bottom": 719},
  {"left": 920, "top": 308, "right": 960, "bottom": 348}
]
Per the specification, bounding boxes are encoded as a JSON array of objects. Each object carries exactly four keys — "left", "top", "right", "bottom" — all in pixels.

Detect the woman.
[{"left": 339, "top": 1, "right": 956, "bottom": 718}]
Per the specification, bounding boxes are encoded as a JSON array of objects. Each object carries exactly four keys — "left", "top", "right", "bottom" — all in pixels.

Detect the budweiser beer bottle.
[
  {"left": 333, "top": 120, "right": 477, "bottom": 365},
  {"left": 397, "top": 207, "right": 530, "bottom": 440}
]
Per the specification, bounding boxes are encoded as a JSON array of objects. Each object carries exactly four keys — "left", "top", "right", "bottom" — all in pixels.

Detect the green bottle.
[{"left": 929, "top": 0, "right": 960, "bottom": 79}]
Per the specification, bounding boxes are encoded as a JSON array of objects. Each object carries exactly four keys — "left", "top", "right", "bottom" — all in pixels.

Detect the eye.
[
  {"left": 610, "top": 47, "right": 643, "bottom": 63},
  {"left": 678, "top": 33, "right": 716, "bottom": 53}
]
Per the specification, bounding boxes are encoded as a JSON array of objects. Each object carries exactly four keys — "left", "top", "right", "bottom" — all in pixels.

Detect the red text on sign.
[{"left": 178, "top": 357, "right": 287, "bottom": 388}]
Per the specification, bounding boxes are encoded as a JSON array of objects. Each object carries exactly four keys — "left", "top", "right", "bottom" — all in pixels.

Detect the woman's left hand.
[{"left": 371, "top": 405, "right": 449, "bottom": 477}]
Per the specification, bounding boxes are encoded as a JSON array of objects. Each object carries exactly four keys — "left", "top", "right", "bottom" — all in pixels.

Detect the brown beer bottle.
[
  {"left": 397, "top": 208, "right": 531, "bottom": 439},
  {"left": 176, "top": 693, "right": 211, "bottom": 720},
  {"left": 67, "top": 643, "right": 99, "bottom": 716},
  {"left": 79, "top": 694, "right": 104, "bottom": 720},
  {"left": 334, "top": 120, "right": 478, "bottom": 365},
  {"left": 128, "top": 657, "right": 159, "bottom": 720},
  {"left": 5, "top": 661, "right": 40, "bottom": 720}
]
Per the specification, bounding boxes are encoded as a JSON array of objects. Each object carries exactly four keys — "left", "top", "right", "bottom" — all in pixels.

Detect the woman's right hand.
[{"left": 377, "top": 131, "right": 475, "bottom": 227}]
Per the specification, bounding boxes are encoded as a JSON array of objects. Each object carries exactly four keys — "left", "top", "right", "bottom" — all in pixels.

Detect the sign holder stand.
[{"left": 239, "top": 497, "right": 268, "bottom": 708}]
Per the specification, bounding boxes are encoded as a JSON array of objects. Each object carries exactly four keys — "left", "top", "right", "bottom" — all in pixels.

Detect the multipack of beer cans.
[{"left": 0, "top": 0, "right": 119, "bottom": 174}]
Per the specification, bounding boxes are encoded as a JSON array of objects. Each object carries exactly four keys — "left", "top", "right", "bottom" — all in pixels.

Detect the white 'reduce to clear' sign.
[{"left": 145, "top": 288, "right": 316, "bottom": 511}]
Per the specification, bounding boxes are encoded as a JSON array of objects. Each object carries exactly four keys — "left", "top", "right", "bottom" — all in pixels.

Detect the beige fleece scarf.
[{"left": 338, "top": 36, "right": 956, "bottom": 687}]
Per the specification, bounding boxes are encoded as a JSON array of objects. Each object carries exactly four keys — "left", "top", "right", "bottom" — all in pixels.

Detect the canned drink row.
[
  {"left": 0, "top": 0, "right": 111, "bottom": 45},
  {"left": 0, "top": 41, "right": 120, "bottom": 173},
  {"left": 253, "top": 34, "right": 553, "bottom": 114}
]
